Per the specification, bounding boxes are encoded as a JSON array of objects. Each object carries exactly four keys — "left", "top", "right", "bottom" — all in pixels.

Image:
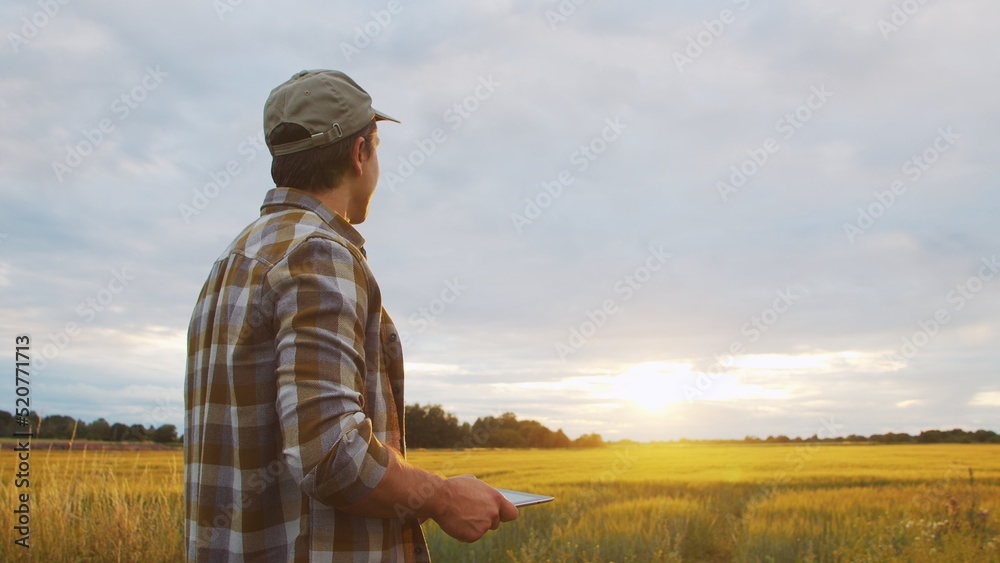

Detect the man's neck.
[{"left": 314, "top": 184, "right": 352, "bottom": 223}]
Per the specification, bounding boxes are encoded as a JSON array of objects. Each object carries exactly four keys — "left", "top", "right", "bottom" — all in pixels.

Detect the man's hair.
[{"left": 269, "top": 120, "right": 377, "bottom": 193}]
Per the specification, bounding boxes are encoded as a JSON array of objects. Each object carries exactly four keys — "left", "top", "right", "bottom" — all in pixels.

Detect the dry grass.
[
  {"left": 410, "top": 444, "right": 1000, "bottom": 562},
  {"left": 1, "top": 442, "right": 997, "bottom": 561},
  {"left": 0, "top": 444, "right": 183, "bottom": 562}
]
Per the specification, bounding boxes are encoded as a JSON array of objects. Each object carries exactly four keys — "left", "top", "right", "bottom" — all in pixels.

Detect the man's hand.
[
  {"left": 338, "top": 450, "right": 518, "bottom": 542},
  {"left": 431, "top": 475, "right": 519, "bottom": 543}
]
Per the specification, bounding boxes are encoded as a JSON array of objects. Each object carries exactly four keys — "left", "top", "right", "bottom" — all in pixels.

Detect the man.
[{"left": 184, "top": 70, "right": 517, "bottom": 562}]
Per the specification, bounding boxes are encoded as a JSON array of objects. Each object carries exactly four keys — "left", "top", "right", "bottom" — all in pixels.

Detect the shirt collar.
[{"left": 260, "top": 187, "right": 366, "bottom": 253}]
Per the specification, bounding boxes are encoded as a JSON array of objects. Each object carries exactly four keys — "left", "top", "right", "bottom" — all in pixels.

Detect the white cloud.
[
  {"left": 1, "top": 0, "right": 998, "bottom": 438},
  {"left": 970, "top": 392, "right": 1000, "bottom": 408}
]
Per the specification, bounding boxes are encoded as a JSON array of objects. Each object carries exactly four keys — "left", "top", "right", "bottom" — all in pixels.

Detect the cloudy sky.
[{"left": 2, "top": 0, "right": 997, "bottom": 441}]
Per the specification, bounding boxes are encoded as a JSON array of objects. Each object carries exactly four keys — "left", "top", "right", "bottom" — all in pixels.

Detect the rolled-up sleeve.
[{"left": 266, "top": 236, "right": 389, "bottom": 507}]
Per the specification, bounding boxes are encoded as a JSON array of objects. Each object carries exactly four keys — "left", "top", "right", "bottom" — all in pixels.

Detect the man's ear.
[{"left": 349, "top": 136, "right": 367, "bottom": 176}]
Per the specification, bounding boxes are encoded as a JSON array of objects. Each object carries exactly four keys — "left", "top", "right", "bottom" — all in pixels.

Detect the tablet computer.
[{"left": 495, "top": 488, "right": 555, "bottom": 507}]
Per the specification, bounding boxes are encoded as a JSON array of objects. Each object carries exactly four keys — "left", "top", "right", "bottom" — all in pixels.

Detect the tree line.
[
  {"left": 0, "top": 405, "right": 606, "bottom": 449},
  {"left": 6, "top": 407, "right": 994, "bottom": 446},
  {"left": 743, "top": 428, "right": 1000, "bottom": 444},
  {"left": 0, "top": 411, "right": 178, "bottom": 443},
  {"left": 404, "top": 404, "right": 605, "bottom": 449}
]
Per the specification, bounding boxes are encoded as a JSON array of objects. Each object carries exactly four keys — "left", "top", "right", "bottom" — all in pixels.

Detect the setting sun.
[{"left": 611, "top": 362, "right": 692, "bottom": 412}]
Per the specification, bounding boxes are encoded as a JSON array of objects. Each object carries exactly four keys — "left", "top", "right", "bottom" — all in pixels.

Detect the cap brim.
[{"left": 373, "top": 108, "right": 401, "bottom": 124}]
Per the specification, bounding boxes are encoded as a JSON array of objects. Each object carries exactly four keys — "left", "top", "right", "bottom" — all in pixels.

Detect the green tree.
[
  {"left": 126, "top": 424, "right": 155, "bottom": 441},
  {"left": 110, "top": 423, "right": 130, "bottom": 441},
  {"left": 39, "top": 415, "right": 76, "bottom": 439},
  {"left": 151, "top": 424, "right": 179, "bottom": 443},
  {"left": 405, "top": 404, "right": 462, "bottom": 448},
  {"left": 89, "top": 418, "right": 112, "bottom": 441},
  {"left": 0, "top": 410, "right": 12, "bottom": 437},
  {"left": 572, "top": 433, "right": 605, "bottom": 448},
  {"left": 551, "top": 429, "right": 572, "bottom": 448},
  {"left": 73, "top": 419, "right": 89, "bottom": 440}
]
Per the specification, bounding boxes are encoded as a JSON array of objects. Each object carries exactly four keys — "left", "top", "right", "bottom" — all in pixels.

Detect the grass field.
[{"left": 1, "top": 442, "right": 998, "bottom": 561}]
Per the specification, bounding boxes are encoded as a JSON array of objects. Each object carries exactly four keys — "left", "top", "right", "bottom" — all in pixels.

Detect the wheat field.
[{"left": 1, "top": 442, "right": 997, "bottom": 562}]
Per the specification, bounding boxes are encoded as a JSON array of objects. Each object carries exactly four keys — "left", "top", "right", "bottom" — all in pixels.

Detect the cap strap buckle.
[{"left": 271, "top": 123, "right": 345, "bottom": 156}]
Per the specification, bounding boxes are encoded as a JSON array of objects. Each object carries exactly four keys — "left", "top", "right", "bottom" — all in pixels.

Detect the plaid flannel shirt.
[{"left": 184, "top": 187, "right": 430, "bottom": 562}]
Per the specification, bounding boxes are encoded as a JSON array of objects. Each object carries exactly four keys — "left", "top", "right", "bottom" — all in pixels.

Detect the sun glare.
[{"left": 612, "top": 362, "right": 691, "bottom": 412}]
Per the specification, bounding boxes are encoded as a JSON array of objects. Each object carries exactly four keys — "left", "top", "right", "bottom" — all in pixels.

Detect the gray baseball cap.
[{"left": 264, "top": 69, "right": 399, "bottom": 156}]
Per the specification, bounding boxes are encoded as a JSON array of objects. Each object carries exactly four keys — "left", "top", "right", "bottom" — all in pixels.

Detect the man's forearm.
[
  {"left": 341, "top": 446, "right": 519, "bottom": 543},
  {"left": 339, "top": 448, "right": 448, "bottom": 520}
]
